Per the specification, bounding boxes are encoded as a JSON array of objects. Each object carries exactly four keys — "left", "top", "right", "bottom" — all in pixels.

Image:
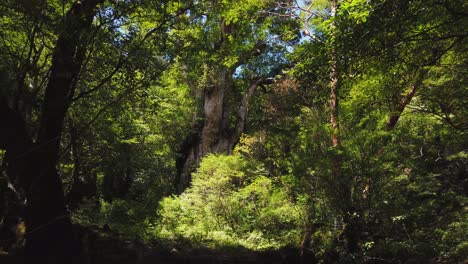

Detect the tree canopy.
[{"left": 0, "top": 0, "right": 466, "bottom": 263}]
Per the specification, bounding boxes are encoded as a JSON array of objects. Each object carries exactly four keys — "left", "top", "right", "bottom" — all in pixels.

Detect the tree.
[
  {"left": 287, "top": 0, "right": 467, "bottom": 259},
  {"left": 157, "top": 152, "right": 306, "bottom": 250},
  {"left": 1, "top": 0, "right": 104, "bottom": 261},
  {"left": 0, "top": 0, "right": 184, "bottom": 261},
  {"left": 0, "top": 0, "right": 465, "bottom": 262},
  {"left": 172, "top": 0, "right": 297, "bottom": 192}
]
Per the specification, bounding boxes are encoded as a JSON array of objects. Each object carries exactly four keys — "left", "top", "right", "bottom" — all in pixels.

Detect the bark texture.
[
  {"left": 176, "top": 72, "right": 273, "bottom": 193},
  {"left": 0, "top": 1, "right": 103, "bottom": 262}
]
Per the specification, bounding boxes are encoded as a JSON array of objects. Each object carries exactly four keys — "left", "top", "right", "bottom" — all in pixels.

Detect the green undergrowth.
[{"left": 154, "top": 153, "right": 307, "bottom": 251}]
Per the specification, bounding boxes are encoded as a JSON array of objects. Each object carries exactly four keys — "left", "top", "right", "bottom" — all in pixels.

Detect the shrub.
[{"left": 154, "top": 153, "right": 306, "bottom": 250}]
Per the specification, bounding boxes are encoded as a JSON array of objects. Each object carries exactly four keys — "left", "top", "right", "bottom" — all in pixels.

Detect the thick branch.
[
  {"left": 229, "top": 77, "right": 274, "bottom": 149},
  {"left": 386, "top": 69, "right": 427, "bottom": 130}
]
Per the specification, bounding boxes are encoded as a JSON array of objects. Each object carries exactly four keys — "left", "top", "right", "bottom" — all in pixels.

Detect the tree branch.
[
  {"left": 386, "top": 69, "right": 427, "bottom": 130},
  {"left": 228, "top": 77, "right": 275, "bottom": 149}
]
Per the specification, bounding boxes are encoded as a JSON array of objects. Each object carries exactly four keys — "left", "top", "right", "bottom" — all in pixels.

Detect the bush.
[{"left": 154, "top": 153, "right": 306, "bottom": 250}]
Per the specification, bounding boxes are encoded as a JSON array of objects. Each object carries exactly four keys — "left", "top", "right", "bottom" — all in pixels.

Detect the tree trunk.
[
  {"left": 66, "top": 123, "right": 97, "bottom": 209},
  {"left": 174, "top": 13, "right": 273, "bottom": 192},
  {"left": 1, "top": 1, "right": 103, "bottom": 262},
  {"left": 176, "top": 66, "right": 233, "bottom": 192},
  {"left": 386, "top": 69, "right": 427, "bottom": 130},
  {"left": 1, "top": 95, "right": 76, "bottom": 262},
  {"left": 176, "top": 73, "right": 273, "bottom": 193},
  {"left": 328, "top": 0, "right": 360, "bottom": 254},
  {"left": 329, "top": 48, "right": 340, "bottom": 147}
]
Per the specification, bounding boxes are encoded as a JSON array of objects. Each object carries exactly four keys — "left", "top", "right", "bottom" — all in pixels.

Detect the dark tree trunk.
[
  {"left": 66, "top": 123, "right": 97, "bottom": 209},
  {"left": 1, "top": 95, "right": 75, "bottom": 262},
  {"left": 102, "top": 145, "right": 133, "bottom": 201},
  {"left": 1, "top": 1, "right": 103, "bottom": 262}
]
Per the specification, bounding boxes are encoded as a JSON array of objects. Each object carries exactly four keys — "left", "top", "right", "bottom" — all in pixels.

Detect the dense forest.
[{"left": 0, "top": 0, "right": 466, "bottom": 263}]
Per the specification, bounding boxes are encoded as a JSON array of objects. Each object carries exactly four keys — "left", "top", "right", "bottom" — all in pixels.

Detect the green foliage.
[
  {"left": 439, "top": 220, "right": 468, "bottom": 261},
  {"left": 71, "top": 197, "right": 155, "bottom": 241},
  {"left": 1, "top": 0, "right": 466, "bottom": 262},
  {"left": 155, "top": 153, "right": 306, "bottom": 250}
]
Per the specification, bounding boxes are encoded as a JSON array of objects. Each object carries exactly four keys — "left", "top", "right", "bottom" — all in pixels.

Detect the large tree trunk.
[
  {"left": 175, "top": 69, "right": 273, "bottom": 193},
  {"left": 176, "top": 66, "right": 233, "bottom": 192},
  {"left": 1, "top": 1, "right": 103, "bottom": 262},
  {"left": 1, "top": 93, "right": 74, "bottom": 262},
  {"left": 174, "top": 12, "right": 272, "bottom": 192}
]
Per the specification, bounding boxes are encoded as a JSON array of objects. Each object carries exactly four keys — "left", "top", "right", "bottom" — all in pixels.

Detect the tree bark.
[
  {"left": 175, "top": 74, "right": 273, "bottom": 193},
  {"left": 327, "top": 0, "right": 360, "bottom": 254},
  {"left": 329, "top": 46, "right": 340, "bottom": 147},
  {"left": 1, "top": 0, "right": 103, "bottom": 262},
  {"left": 174, "top": 11, "right": 274, "bottom": 192},
  {"left": 228, "top": 78, "right": 274, "bottom": 151},
  {"left": 176, "top": 66, "right": 232, "bottom": 193},
  {"left": 386, "top": 69, "right": 427, "bottom": 130}
]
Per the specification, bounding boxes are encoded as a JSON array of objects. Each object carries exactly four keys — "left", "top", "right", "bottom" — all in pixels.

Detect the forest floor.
[
  {"left": 0, "top": 227, "right": 309, "bottom": 264},
  {"left": 90, "top": 235, "right": 306, "bottom": 264}
]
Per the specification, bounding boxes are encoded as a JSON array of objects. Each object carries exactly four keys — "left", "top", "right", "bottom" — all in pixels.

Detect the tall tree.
[
  {"left": 1, "top": 0, "right": 104, "bottom": 262},
  {"left": 288, "top": 0, "right": 362, "bottom": 253},
  {"left": 173, "top": 0, "right": 294, "bottom": 192}
]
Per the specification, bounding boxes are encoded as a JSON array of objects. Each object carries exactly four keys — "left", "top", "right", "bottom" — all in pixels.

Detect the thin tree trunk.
[
  {"left": 329, "top": 49, "right": 340, "bottom": 147},
  {"left": 66, "top": 122, "right": 97, "bottom": 209},
  {"left": 328, "top": 0, "right": 360, "bottom": 254}
]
